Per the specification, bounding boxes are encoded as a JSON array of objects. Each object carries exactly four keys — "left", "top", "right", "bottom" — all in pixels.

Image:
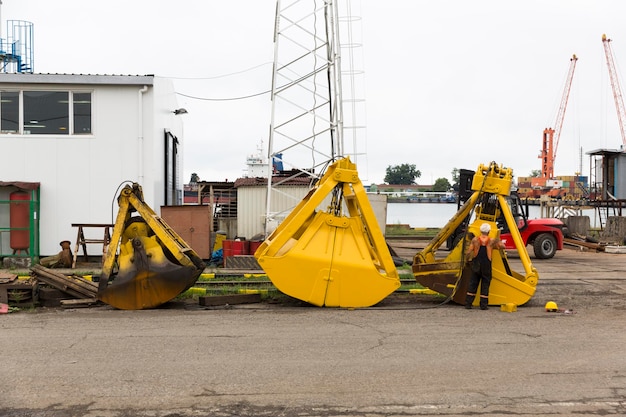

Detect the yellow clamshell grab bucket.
[
  {"left": 412, "top": 162, "right": 539, "bottom": 307},
  {"left": 98, "top": 184, "right": 206, "bottom": 310},
  {"left": 254, "top": 157, "right": 401, "bottom": 308}
]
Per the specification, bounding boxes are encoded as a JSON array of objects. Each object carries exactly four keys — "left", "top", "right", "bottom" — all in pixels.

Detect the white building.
[{"left": 0, "top": 73, "right": 186, "bottom": 259}]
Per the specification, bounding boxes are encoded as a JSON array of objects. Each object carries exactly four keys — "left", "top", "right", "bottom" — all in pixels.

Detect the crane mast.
[
  {"left": 540, "top": 54, "right": 577, "bottom": 180},
  {"left": 602, "top": 34, "right": 626, "bottom": 148}
]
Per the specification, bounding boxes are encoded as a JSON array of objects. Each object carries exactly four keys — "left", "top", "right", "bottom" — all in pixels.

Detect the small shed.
[
  {"left": 235, "top": 175, "right": 313, "bottom": 240},
  {"left": 235, "top": 175, "right": 389, "bottom": 241},
  {"left": 587, "top": 148, "right": 626, "bottom": 199}
]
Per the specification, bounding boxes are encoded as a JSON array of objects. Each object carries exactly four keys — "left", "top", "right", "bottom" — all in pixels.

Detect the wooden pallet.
[{"left": 0, "top": 280, "right": 37, "bottom": 305}]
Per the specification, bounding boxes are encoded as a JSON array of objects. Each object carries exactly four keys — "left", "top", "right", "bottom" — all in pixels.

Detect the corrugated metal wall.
[
  {"left": 237, "top": 186, "right": 311, "bottom": 239},
  {"left": 236, "top": 185, "right": 389, "bottom": 240}
]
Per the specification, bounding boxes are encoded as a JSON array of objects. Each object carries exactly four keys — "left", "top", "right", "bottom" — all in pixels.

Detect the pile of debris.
[
  {"left": 0, "top": 272, "right": 38, "bottom": 309},
  {"left": 30, "top": 264, "right": 100, "bottom": 307},
  {"left": 564, "top": 231, "right": 626, "bottom": 253},
  {"left": 564, "top": 233, "right": 606, "bottom": 252}
]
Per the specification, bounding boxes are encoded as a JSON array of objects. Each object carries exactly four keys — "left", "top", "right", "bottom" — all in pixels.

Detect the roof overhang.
[
  {"left": 0, "top": 73, "right": 154, "bottom": 86},
  {"left": 586, "top": 148, "right": 625, "bottom": 157},
  {"left": 0, "top": 181, "right": 40, "bottom": 190}
]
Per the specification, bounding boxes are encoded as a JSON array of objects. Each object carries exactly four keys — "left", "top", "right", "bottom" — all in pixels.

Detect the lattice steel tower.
[{"left": 264, "top": 0, "right": 366, "bottom": 232}]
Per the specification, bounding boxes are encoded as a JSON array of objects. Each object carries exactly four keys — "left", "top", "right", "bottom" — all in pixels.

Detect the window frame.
[
  {"left": 0, "top": 90, "right": 20, "bottom": 134},
  {"left": 0, "top": 89, "right": 93, "bottom": 136}
]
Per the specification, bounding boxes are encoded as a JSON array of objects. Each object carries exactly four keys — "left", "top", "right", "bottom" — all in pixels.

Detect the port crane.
[
  {"left": 539, "top": 54, "right": 578, "bottom": 181},
  {"left": 602, "top": 34, "right": 626, "bottom": 148}
]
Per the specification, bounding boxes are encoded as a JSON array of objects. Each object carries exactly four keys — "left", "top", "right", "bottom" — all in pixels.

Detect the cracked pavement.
[{"left": 1, "top": 248, "right": 625, "bottom": 417}]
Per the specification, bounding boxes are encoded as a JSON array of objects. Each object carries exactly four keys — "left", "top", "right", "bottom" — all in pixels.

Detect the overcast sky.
[{"left": 5, "top": 1, "right": 626, "bottom": 185}]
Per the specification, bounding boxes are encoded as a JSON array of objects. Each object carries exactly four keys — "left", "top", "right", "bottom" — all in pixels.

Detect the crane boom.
[
  {"left": 540, "top": 54, "right": 578, "bottom": 179},
  {"left": 602, "top": 34, "right": 626, "bottom": 147}
]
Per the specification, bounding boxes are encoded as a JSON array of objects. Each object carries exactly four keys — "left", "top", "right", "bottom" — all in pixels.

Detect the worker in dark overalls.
[{"left": 464, "top": 223, "right": 505, "bottom": 310}]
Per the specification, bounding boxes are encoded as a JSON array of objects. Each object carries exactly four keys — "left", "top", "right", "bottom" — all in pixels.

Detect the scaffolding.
[{"left": 0, "top": 20, "right": 34, "bottom": 73}]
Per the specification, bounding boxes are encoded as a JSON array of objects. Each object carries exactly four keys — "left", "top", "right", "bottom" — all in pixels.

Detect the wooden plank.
[
  {"left": 0, "top": 272, "right": 18, "bottom": 284},
  {"left": 563, "top": 238, "right": 605, "bottom": 252},
  {"left": 198, "top": 293, "right": 262, "bottom": 306},
  {"left": 30, "top": 265, "right": 97, "bottom": 298},
  {"left": 35, "top": 275, "right": 85, "bottom": 299},
  {"left": 60, "top": 298, "right": 99, "bottom": 308},
  {"left": 40, "top": 272, "right": 99, "bottom": 293},
  {"left": 31, "top": 265, "right": 98, "bottom": 291},
  {"left": 67, "top": 275, "right": 99, "bottom": 291}
]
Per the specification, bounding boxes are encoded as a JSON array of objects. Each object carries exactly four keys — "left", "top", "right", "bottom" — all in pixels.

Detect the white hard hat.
[{"left": 479, "top": 223, "right": 491, "bottom": 234}]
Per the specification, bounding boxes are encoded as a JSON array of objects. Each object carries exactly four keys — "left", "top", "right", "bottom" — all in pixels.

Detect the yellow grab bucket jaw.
[
  {"left": 98, "top": 183, "right": 205, "bottom": 310},
  {"left": 412, "top": 162, "right": 539, "bottom": 307},
  {"left": 98, "top": 234, "right": 201, "bottom": 310},
  {"left": 255, "top": 158, "right": 400, "bottom": 308}
]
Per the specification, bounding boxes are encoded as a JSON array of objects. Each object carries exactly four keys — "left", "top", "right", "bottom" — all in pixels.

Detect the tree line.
[{"left": 383, "top": 163, "right": 458, "bottom": 192}]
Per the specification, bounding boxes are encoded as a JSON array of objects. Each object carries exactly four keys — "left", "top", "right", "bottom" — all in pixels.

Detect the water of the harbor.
[{"left": 387, "top": 202, "right": 600, "bottom": 228}]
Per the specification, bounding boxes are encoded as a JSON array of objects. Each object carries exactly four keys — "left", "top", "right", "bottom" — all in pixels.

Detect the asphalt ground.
[{"left": 1, "top": 247, "right": 626, "bottom": 417}]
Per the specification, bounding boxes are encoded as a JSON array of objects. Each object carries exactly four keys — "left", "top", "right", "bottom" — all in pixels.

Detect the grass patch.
[{"left": 386, "top": 225, "right": 440, "bottom": 237}]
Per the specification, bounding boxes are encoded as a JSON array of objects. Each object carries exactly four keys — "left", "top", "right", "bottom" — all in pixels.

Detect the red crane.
[
  {"left": 601, "top": 34, "right": 626, "bottom": 148},
  {"left": 539, "top": 54, "right": 578, "bottom": 180}
]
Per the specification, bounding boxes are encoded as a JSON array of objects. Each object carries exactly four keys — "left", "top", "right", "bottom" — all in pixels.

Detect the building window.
[
  {"left": 0, "top": 90, "right": 92, "bottom": 135},
  {"left": 73, "top": 92, "right": 92, "bottom": 134},
  {"left": 0, "top": 91, "right": 19, "bottom": 133},
  {"left": 24, "top": 91, "right": 69, "bottom": 134}
]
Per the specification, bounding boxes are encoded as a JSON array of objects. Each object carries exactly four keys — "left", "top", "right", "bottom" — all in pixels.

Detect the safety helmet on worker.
[
  {"left": 545, "top": 301, "right": 558, "bottom": 312},
  {"left": 479, "top": 223, "right": 491, "bottom": 234}
]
